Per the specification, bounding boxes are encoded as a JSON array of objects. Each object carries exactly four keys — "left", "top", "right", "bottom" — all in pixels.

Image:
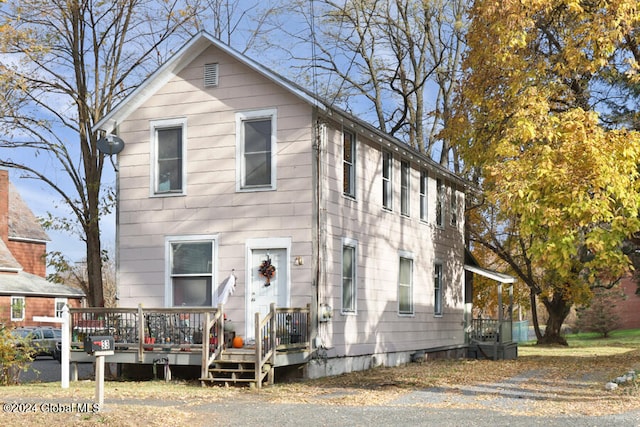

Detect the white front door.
[{"left": 246, "top": 247, "right": 288, "bottom": 341}]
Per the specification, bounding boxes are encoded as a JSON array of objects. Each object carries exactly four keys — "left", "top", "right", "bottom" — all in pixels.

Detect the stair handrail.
[
  {"left": 254, "top": 303, "right": 277, "bottom": 388},
  {"left": 201, "top": 306, "right": 224, "bottom": 380}
]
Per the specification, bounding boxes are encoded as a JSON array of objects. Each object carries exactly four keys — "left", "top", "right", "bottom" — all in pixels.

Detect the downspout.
[{"left": 311, "top": 110, "right": 326, "bottom": 353}]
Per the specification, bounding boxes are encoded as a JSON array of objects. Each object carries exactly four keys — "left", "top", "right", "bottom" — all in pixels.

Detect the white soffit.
[{"left": 464, "top": 265, "right": 516, "bottom": 284}]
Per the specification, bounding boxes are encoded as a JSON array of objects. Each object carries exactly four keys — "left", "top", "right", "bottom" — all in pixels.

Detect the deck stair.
[{"left": 206, "top": 348, "right": 266, "bottom": 386}]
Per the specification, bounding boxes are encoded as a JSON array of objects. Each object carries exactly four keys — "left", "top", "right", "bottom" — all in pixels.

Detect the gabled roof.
[
  {"left": 0, "top": 239, "right": 21, "bottom": 271},
  {"left": 9, "top": 182, "right": 49, "bottom": 242},
  {"left": 94, "top": 31, "right": 469, "bottom": 188},
  {"left": 0, "top": 271, "right": 85, "bottom": 298}
]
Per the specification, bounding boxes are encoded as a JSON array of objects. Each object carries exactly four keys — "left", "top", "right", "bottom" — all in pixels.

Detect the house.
[
  {"left": 0, "top": 170, "right": 85, "bottom": 327},
  {"left": 94, "top": 31, "right": 486, "bottom": 379}
]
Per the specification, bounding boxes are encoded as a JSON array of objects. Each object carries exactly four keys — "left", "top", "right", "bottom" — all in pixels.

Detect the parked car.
[{"left": 12, "top": 327, "right": 61, "bottom": 358}]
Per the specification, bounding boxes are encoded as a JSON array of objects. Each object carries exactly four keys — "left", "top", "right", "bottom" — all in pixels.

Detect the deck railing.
[
  {"left": 70, "top": 304, "right": 311, "bottom": 386},
  {"left": 253, "top": 303, "right": 311, "bottom": 387},
  {"left": 469, "top": 318, "right": 513, "bottom": 343},
  {"left": 69, "top": 306, "right": 221, "bottom": 361}
]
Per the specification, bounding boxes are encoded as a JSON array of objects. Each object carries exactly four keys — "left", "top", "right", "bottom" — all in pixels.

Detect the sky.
[{"left": 9, "top": 165, "right": 116, "bottom": 271}]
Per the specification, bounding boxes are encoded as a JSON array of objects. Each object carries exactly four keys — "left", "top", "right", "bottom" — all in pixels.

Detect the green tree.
[{"left": 452, "top": 0, "right": 640, "bottom": 344}]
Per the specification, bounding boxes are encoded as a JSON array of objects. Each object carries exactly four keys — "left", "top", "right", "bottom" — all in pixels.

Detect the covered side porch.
[
  {"left": 67, "top": 303, "right": 311, "bottom": 387},
  {"left": 464, "top": 263, "right": 518, "bottom": 360}
]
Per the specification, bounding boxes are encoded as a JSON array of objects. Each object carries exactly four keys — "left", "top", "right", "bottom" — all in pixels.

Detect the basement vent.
[{"left": 204, "top": 63, "right": 219, "bottom": 88}]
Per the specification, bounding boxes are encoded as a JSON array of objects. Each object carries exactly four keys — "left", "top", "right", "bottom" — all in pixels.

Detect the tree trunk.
[
  {"left": 530, "top": 289, "right": 543, "bottom": 341},
  {"left": 538, "top": 289, "right": 571, "bottom": 345}
]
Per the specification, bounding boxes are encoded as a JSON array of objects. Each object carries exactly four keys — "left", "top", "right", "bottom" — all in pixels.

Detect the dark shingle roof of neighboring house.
[
  {"left": 0, "top": 271, "right": 85, "bottom": 298},
  {"left": 8, "top": 182, "right": 49, "bottom": 242}
]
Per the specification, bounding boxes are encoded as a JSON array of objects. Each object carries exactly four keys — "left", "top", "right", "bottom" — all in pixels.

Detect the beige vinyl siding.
[
  {"left": 116, "top": 45, "right": 315, "bottom": 309},
  {"left": 319, "top": 117, "right": 465, "bottom": 358}
]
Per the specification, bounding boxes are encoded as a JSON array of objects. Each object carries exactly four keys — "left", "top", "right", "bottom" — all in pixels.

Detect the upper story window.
[
  {"left": 420, "top": 170, "right": 428, "bottom": 222},
  {"left": 236, "top": 109, "right": 277, "bottom": 191},
  {"left": 434, "top": 262, "right": 443, "bottom": 316},
  {"left": 436, "top": 178, "right": 444, "bottom": 227},
  {"left": 400, "top": 160, "right": 410, "bottom": 216},
  {"left": 341, "top": 238, "right": 357, "bottom": 314},
  {"left": 343, "top": 130, "right": 356, "bottom": 198},
  {"left": 167, "top": 236, "right": 216, "bottom": 307},
  {"left": 151, "top": 118, "right": 187, "bottom": 196},
  {"left": 398, "top": 253, "right": 414, "bottom": 315},
  {"left": 382, "top": 150, "right": 392, "bottom": 210},
  {"left": 450, "top": 188, "right": 458, "bottom": 227},
  {"left": 11, "top": 296, "right": 25, "bottom": 321}
]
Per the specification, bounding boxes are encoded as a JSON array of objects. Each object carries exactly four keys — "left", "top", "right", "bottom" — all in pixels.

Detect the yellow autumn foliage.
[{"left": 451, "top": 0, "right": 640, "bottom": 306}]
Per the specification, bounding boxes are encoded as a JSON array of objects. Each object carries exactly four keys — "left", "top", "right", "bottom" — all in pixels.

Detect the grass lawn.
[{"left": 0, "top": 329, "right": 638, "bottom": 425}]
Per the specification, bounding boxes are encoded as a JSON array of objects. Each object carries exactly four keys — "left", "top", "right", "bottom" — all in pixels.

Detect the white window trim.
[
  {"left": 343, "top": 129, "right": 356, "bottom": 199},
  {"left": 54, "top": 298, "right": 68, "bottom": 318},
  {"left": 398, "top": 250, "right": 414, "bottom": 316},
  {"left": 341, "top": 237, "right": 358, "bottom": 315},
  {"left": 164, "top": 234, "right": 218, "bottom": 308},
  {"left": 436, "top": 178, "right": 445, "bottom": 228},
  {"left": 434, "top": 261, "right": 444, "bottom": 317},
  {"left": 400, "top": 160, "right": 410, "bottom": 217},
  {"left": 11, "top": 296, "right": 25, "bottom": 321},
  {"left": 235, "top": 108, "right": 277, "bottom": 192},
  {"left": 150, "top": 117, "right": 188, "bottom": 197},
  {"left": 420, "top": 170, "right": 428, "bottom": 223},
  {"left": 382, "top": 150, "right": 393, "bottom": 211}
]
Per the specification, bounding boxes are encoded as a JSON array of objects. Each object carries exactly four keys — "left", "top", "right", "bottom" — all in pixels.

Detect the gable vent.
[{"left": 204, "top": 63, "right": 219, "bottom": 88}]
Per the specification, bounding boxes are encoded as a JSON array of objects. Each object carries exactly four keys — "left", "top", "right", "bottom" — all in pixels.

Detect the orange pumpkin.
[{"left": 232, "top": 336, "right": 244, "bottom": 348}]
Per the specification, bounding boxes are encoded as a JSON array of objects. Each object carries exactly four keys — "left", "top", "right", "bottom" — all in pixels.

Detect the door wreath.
[{"left": 259, "top": 257, "right": 276, "bottom": 286}]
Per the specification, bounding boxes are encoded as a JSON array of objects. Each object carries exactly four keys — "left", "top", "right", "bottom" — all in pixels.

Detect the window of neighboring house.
[
  {"left": 342, "top": 239, "right": 357, "bottom": 314},
  {"left": 11, "top": 296, "right": 25, "bottom": 321},
  {"left": 434, "top": 262, "right": 443, "bottom": 316},
  {"left": 450, "top": 187, "right": 457, "bottom": 227},
  {"left": 436, "top": 178, "right": 444, "bottom": 227},
  {"left": 343, "top": 130, "right": 356, "bottom": 198},
  {"left": 151, "top": 118, "right": 187, "bottom": 196},
  {"left": 401, "top": 160, "right": 410, "bottom": 216},
  {"left": 236, "top": 109, "right": 277, "bottom": 191},
  {"left": 382, "top": 150, "right": 392, "bottom": 210},
  {"left": 398, "top": 254, "right": 414, "bottom": 315},
  {"left": 54, "top": 298, "right": 67, "bottom": 318},
  {"left": 420, "top": 170, "right": 428, "bottom": 222},
  {"left": 167, "top": 237, "right": 216, "bottom": 307}
]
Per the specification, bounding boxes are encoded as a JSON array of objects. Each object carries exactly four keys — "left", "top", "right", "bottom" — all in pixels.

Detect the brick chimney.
[{"left": 0, "top": 169, "right": 8, "bottom": 244}]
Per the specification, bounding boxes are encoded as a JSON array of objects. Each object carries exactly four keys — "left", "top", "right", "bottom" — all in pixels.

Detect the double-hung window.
[
  {"left": 436, "top": 178, "right": 444, "bottom": 227},
  {"left": 11, "top": 296, "right": 25, "bottom": 321},
  {"left": 167, "top": 237, "right": 216, "bottom": 307},
  {"left": 54, "top": 298, "right": 67, "bottom": 318},
  {"left": 343, "top": 130, "right": 356, "bottom": 198},
  {"left": 420, "top": 170, "right": 428, "bottom": 221},
  {"left": 398, "top": 253, "right": 414, "bottom": 315},
  {"left": 450, "top": 188, "right": 457, "bottom": 226},
  {"left": 152, "top": 118, "right": 187, "bottom": 195},
  {"left": 401, "top": 160, "right": 410, "bottom": 216},
  {"left": 341, "top": 239, "right": 357, "bottom": 314},
  {"left": 434, "top": 262, "right": 443, "bottom": 316},
  {"left": 382, "top": 150, "right": 392, "bottom": 210},
  {"left": 236, "top": 109, "right": 277, "bottom": 191}
]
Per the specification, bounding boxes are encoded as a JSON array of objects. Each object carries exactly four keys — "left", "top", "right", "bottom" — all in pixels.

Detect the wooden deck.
[
  {"left": 467, "top": 318, "right": 517, "bottom": 360},
  {"left": 68, "top": 304, "right": 311, "bottom": 387}
]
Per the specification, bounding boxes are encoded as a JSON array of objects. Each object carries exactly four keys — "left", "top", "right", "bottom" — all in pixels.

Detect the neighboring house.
[
  {"left": 615, "top": 274, "right": 640, "bottom": 330},
  {"left": 0, "top": 170, "right": 85, "bottom": 326},
  {"left": 95, "top": 32, "right": 489, "bottom": 378}
]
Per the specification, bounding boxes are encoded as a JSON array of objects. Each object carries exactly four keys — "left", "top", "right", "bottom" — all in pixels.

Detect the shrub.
[
  {"left": 575, "top": 287, "right": 623, "bottom": 338},
  {"left": 0, "top": 325, "right": 36, "bottom": 385}
]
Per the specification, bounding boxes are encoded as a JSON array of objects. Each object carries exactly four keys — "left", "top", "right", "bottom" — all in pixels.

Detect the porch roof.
[{"left": 464, "top": 264, "right": 515, "bottom": 284}]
